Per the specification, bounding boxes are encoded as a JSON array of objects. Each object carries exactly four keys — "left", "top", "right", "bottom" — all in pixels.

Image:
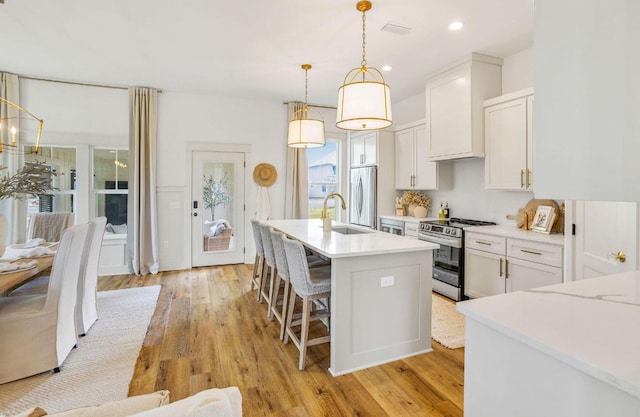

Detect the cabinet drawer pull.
[
  {"left": 521, "top": 249, "right": 542, "bottom": 256},
  {"left": 499, "top": 258, "right": 503, "bottom": 277},
  {"left": 475, "top": 240, "right": 491, "bottom": 246}
]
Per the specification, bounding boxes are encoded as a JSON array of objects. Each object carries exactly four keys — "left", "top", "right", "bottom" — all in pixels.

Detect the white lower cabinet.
[
  {"left": 404, "top": 219, "right": 419, "bottom": 237},
  {"left": 465, "top": 232, "right": 563, "bottom": 298}
]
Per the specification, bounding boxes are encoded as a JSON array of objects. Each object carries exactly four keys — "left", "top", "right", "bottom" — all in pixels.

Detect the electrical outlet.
[{"left": 380, "top": 276, "right": 395, "bottom": 287}]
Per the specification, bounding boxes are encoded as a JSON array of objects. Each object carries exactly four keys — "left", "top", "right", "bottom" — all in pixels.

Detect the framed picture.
[{"left": 531, "top": 205, "right": 556, "bottom": 234}]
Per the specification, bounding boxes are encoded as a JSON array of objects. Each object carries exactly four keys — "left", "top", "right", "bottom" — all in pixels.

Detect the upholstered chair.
[
  {"left": 76, "top": 217, "right": 107, "bottom": 335},
  {"left": 27, "top": 212, "right": 75, "bottom": 242},
  {"left": 0, "top": 222, "right": 90, "bottom": 384}
]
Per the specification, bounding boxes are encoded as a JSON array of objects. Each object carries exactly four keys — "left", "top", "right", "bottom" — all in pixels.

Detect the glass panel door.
[{"left": 191, "top": 151, "right": 245, "bottom": 266}]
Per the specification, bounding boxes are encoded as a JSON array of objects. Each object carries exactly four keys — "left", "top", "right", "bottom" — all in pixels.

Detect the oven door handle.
[{"left": 418, "top": 232, "right": 462, "bottom": 249}]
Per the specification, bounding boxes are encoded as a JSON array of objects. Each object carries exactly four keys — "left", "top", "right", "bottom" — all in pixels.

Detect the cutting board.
[{"left": 507, "top": 199, "right": 564, "bottom": 233}]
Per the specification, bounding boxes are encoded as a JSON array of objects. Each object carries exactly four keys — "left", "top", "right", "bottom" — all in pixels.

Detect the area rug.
[
  {"left": 431, "top": 293, "right": 466, "bottom": 349},
  {"left": 0, "top": 285, "right": 161, "bottom": 415}
]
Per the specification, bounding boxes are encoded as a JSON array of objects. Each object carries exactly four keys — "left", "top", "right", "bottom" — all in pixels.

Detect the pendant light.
[
  {"left": 0, "top": 97, "right": 43, "bottom": 154},
  {"left": 336, "top": 0, "right": 392, "bottom": 131},
  {"left": 288, "top": 64, "right": 325, "bottom": 148}
]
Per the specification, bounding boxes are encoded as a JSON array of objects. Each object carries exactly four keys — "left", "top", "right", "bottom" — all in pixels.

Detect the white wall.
[{"left": 391, "top": 47, "right": 535, "bottom": 225}]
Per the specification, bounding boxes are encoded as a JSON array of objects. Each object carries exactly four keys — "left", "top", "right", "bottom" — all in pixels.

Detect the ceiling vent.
[{"left": 381, "top": 23, "right": 412, "bottom": 35}]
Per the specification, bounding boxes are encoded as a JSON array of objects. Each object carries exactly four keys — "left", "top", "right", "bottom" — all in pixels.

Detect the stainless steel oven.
[{"left": 418, "top": 218, "right": 495, "bottom": 301}]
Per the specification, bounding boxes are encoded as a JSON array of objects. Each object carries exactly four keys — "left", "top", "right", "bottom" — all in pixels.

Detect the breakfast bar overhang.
[{"left": 266, "top": 219, "right": 439, "bottom": 376}]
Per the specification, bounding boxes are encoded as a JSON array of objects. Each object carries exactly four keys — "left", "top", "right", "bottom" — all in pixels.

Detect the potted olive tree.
[{"left": 202, "top": 173, "right": 231, "bottom": 221}]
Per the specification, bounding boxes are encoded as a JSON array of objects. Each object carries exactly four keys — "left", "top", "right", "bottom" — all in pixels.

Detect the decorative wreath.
[{"left": 253, "top": 163, "right": 277, "bottom": 187}]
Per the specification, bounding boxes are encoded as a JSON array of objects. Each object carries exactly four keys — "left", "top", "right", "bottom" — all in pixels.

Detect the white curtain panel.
[
  {"left": 0, "top": 72, "right": 20, "bottom": 245},
  {"left": 128, "top": 87, "right": 159, "bottom": 275},
  {"left": 284, "top": 102, "right": 309, "bottom": 219}
]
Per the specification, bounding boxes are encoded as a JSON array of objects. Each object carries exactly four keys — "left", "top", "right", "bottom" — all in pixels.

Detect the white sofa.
[{"left": 3, "top": 387, "right": 242, "bottom": 417}]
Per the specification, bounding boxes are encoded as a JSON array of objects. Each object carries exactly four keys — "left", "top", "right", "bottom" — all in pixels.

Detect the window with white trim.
[{"left": 93, "top": 148, "right": 128, "bottom": 234}]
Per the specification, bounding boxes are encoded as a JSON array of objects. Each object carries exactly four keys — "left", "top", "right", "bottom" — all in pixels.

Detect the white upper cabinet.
[
  {"left": 425, "top": 53, "right": 503, "bottom": 161},
  {"left": 484, "top": 88, "right": 534, "bottom": 190},
  {"left": 350, "top": 131, "right": 377, "bottom": 167},
  {"left": 534, "top": 0, "right": 640, "bottom": 201},
  {"left": 395, "top": 121, "right": 450, "bottom": 190}
]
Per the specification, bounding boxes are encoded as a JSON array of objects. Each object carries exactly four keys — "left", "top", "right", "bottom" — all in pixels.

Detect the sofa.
[{"left": 3, "top": 387, "right": 242, "bottom": 417}]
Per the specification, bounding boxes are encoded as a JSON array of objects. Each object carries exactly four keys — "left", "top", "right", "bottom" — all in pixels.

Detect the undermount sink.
[{"left": 330, "top": 226, "right": 372, "bottom": 235}]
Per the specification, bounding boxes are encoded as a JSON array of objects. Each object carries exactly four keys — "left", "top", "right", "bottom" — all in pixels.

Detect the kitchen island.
[
  {"left": 265, "top": 219, "right": 438, "bottom": 376},
  {"left": 457, "top": 271, "right": 640, "bottom": 417}
]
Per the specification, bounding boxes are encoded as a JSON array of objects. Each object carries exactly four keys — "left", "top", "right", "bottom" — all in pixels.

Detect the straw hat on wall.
[{"left": 253, "top": 163, "right": 277, "bottom": 187}]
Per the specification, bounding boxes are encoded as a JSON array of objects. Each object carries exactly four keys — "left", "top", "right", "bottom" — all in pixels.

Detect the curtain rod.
[
  {"left": 19, "top": 74, "right": 163, "bottom": 93},
  {"left": 283, "top": 101, "right": 336, "bottom": 110}
]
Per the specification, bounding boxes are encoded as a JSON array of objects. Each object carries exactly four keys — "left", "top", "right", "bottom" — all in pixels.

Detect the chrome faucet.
[{"left": 321, "top": 192, "right": 347, "bottom": 231}]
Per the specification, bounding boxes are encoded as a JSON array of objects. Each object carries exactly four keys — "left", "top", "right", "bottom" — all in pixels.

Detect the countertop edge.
[{"left": 457, "top": 298, "right": 640, "bottom": 400}]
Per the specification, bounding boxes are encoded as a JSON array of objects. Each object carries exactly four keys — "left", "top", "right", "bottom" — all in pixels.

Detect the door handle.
[
  {"left": 505, "top": 259, "right": 509, "bottom": 279},
  {"left": 499, "top": 258, "right": 503, "bottom": 277},
  {"left": 608, "top": 251, "right": 626, "bottom": 263},
  {"left": 520, "top": 169, "right": 525, "bottom": 188},
  {"left": 526, "top": 169, "right": 532, "bottom": 188}
]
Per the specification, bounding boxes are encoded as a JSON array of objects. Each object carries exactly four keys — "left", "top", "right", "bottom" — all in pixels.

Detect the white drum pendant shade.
[
  {"left": 288, "top": 117, "right": 325, "bottom": 148},
  {"left": 336, "top": 80, "right": 392, "bottom": 130}
]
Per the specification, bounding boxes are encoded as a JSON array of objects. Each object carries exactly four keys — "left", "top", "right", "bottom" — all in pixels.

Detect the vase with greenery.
[
  {"left": 0, "top": 161, "right": 56, "bottom": 256},
  {"left": 202, "top": 173, "right": 231, "bottom": 221}
]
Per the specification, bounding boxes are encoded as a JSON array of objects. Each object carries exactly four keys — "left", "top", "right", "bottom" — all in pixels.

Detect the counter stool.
[
  {"left": 281, "top": 234, "right": 332, "bottom": 370},
  {"left": 250, "top": 219, "right": 266, "bottom": 302},
  {"left": 258, "top": 223, "right": 277, "bottom": 315}
]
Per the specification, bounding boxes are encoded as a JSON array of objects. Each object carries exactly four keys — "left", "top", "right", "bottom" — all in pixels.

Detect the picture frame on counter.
[{"left": 531, "top": 205, "right": 556, "bottom": 234}]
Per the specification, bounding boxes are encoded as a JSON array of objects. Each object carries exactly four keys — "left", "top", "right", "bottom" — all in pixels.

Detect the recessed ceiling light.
[
  {"left": 381, "top": 65, "right": 392, "bottom": 72},
  {"left": 449, "top": 21, "right": 464, "bottom": 31}
]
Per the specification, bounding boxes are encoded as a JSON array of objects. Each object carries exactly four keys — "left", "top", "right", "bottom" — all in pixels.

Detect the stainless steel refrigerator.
[{"left": 350, "top": 166, "right": 377, "bottom": 229}]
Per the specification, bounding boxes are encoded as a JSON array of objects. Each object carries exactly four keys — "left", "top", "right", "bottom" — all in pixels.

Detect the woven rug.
[
  {"left": 0, "top": 285, "right": 160, "bottom": 415},
  {"left": 431, "top": 293, "right": 466, "bottom": 349}
]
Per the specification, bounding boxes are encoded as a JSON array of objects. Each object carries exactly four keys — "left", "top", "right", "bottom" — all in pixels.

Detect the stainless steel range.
[{"left": 418, "top": 217, "right": 495, "bottom": 301}]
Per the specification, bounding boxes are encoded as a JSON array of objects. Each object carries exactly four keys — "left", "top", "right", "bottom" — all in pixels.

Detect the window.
[
  {"left": 93, "top": 148, "right": 128, "bottom": 232},
  {"left": 23, "top": 146, "right": 76, "bottom": 233},
  {"left": 307, "top": 141, "right": 339, "bottom": 219}
]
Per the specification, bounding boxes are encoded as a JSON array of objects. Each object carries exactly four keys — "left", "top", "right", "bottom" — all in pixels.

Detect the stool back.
[
  {"left": 250, "top": 219, "right": 264, "bottom": 257},
  {"left": 270, "top": 229, "right": 289, "bottom": 280},
  {"left": 281, "top": 234, "right": 315, "bottom": 296}
]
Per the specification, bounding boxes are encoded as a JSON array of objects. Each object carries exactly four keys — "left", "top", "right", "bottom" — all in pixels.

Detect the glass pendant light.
[
  {"left": 336, "top": 1, "right": 392, "bottom": 131},
  {"left": 288, "top": 64, "right": 325, "bottom": 148},
  {"left": 0, "top": 97, "right": 43, "bottom": 154}
]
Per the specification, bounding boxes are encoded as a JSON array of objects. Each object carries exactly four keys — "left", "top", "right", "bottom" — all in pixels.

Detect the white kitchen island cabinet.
[
  {"left": 265, "top": 219, "right": 438, "bottom": 376},
  {"left": 457, "top": 271, "right": 640, "bottom": 417}
]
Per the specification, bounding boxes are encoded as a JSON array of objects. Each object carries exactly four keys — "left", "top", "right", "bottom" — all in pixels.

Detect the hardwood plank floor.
[{"left": 98, "top": 265, "right": 464, "bottom": 416}]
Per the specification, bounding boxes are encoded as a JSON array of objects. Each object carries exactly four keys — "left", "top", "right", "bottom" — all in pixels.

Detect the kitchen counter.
[
  {"left": 265, "top": 219, "right": 438, "bottom": 258},
  {"left": 265, "top": 219, "right": 437, "bottom": 376},
  {"left": 465, "top": 224, "right": 565, "bottom": 245},
  {"left": 457, "top": 271, "right": 640, "bottom": 416}
]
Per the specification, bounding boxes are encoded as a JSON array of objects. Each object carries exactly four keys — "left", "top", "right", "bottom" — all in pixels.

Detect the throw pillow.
[{"left": 47, "top": 390, "right": 169, "bottom": 417}]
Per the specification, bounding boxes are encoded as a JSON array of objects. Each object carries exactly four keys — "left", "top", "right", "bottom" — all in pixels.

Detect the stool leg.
[
  {"left": 279, "top": 279, "right": 290, "bottom": 340},
  {"left": 284, "top": 289, "right": 297, "bottom": 344},
  {"left": 251, "top": 254, "right": 259, "bottom": 291},
  {"left": 267, "top": 268, "right": 280, "bottom": 320},
  {"left": 299, "top": 296, "right": 312, "bottom": 371}
]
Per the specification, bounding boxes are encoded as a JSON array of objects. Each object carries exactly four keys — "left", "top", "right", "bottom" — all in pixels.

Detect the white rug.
[
  {"left": 0, "top": 285, "right": 160, "bottom": 415},
  {"left": 431, "top": 293, "right": 466, "bottom": 349}
]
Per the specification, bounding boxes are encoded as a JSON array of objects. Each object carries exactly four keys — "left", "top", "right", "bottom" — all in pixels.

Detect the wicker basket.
[{"left": 203, "top": 227, "right": 232, "bottom": 251}]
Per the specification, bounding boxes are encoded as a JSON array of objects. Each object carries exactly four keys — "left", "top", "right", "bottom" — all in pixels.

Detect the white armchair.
[{"left": 0, "top": 223, "right": 89, "bottom": 384}]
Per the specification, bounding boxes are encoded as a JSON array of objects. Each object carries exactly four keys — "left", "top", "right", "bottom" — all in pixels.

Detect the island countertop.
[
  {"left": 457, "top": 270, "right": 640, "bottom": 400},
  {"left": 265, "top": 219, "right": 438, "bottom": 258}
]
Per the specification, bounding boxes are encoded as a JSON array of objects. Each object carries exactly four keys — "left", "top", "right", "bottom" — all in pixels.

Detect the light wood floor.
[{"left": 98, "top": 264, "right": 465, "bottom": 416}]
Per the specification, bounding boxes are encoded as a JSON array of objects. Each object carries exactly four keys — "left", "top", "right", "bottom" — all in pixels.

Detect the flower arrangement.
[
  {"left": 400, "top": 190, "right": 431, "bottom": 209},
  {"left": 0, "top": 161, "right": 56, "bottom": 200}
]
